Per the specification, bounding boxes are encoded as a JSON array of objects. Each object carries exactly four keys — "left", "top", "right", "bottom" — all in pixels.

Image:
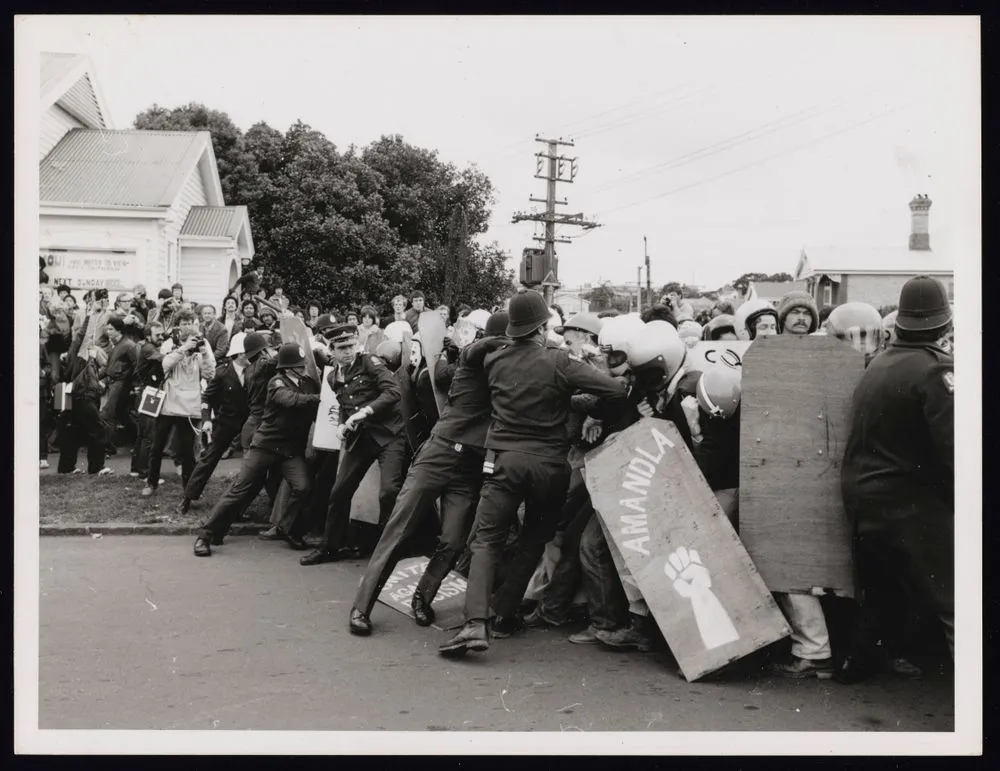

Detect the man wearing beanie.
[{"left": 776, "top": 290, "right": 820, "bottom": 335}]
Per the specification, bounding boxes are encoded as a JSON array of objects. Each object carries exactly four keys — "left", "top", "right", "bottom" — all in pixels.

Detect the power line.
[{"left": 599, "top": 98, "right": 917, "bottom": 217}]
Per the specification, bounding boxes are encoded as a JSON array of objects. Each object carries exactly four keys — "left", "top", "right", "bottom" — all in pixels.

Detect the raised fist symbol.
[
  {"left": 663, "top": 546, "right": 740, "bottom": 650},
  {"left": 664, "top": 546, "right": 711, "bottom": 598}
]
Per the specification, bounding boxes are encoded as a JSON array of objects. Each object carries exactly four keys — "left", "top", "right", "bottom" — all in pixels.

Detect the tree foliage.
[{"left": 132, "top": 106, "right": 511, "bottom": 314}]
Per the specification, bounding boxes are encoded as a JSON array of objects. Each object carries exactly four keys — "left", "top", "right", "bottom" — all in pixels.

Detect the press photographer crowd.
[{"left": 37, "top": 266, "right": 954, "bottom": 685}]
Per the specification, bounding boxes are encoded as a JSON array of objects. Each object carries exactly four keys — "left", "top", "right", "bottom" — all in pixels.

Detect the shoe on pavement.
[
  {"left": 439, "top": 621, "right": 489, "bottom": 657},
  {"left": 128, "top": 471, "right": 141, "bottom": 478},
  {"left": 770, "top": 655, "right": 834, "bottom": 679},
  {"left": 411, "top": 589, "right": 436, "bottom": 627},
  {"left": 258, "top": 525, "right": 285, "bottom": 541},
  {"left": 594, "top": 625, "right": 654, "bottom": 652},
  {"left": 299, "top": 548, "right": 336, "bottom": 566},
  {"left": 177, "top": 497, "right": 192, "bottom": 515},
  {"left": 524, "top": 607, "right": 565, "bottom": 628},
  {"left": 39, "top": 459, "right": 50, "bottom": 469},
  {"left": 96, "top": 467, "right": 115, "bottom": 476},
  {"left": 490, "top": 614, "right": 525, "bottom": 639},
  {"left": 884, "top": 657, "right": 923, "bottom": 679},
  {"left": 193, "top": 537, "right": 211, "bottom": 557},
  {"left": 141, "top": 485, "right": 156, "bottom": 497},
  {"left": 568, "top": 626, "right": 602, "bottom": 645},
  {"left": 286, "top": 534, "right": 310, "bottom": 551},
  {"left": 71, "top": 468, "right": 84, "bottom": 475},
  {"left": 349, "top": 608, "right": 373, "bottom": 636}
]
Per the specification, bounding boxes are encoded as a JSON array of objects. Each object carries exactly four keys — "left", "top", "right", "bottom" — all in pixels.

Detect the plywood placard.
[
  {"left": 685, "top": 341, "right": 752, "bottom": 375},
  {"left": 278, "top": 315, "right": 319, "bottom": 384},
  {"left": 738, "top": 334, "right": 865, "bottom": 596},
  {"left": 376, "top": 556, "right": 468, "bottom": 631},
  {"left": 311, "top": 365, "right": 341, "bottom": 452},
  {"left": 585, "top": 419, "right": 790, "bottom": 681}
]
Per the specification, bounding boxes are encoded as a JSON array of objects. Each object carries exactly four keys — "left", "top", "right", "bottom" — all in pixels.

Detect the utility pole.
[
  {"left": 512, "top": 136, "right": 601, "bottom": 305},
  {"left": 644, "top": 235, "right": 651, "bottom": 307},
  {"left": 636, "top": 267, "right": 643, "bottom": 314}
]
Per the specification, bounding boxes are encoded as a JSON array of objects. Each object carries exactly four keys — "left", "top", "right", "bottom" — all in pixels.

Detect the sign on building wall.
[{"left": 41, "top": 250, "right": 137, "bottom": 291}]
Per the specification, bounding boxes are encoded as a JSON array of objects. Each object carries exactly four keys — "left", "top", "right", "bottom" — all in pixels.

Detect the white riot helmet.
[
  {"left": 734, "top": 299, "right": 779, "bottom": 341},
  {"left": 627, "top": 320, "right": 688, "bottom": 394},
  {"left": 826, "top": 302, "right": 883, "bottom": 356},
  {"left": 598, "top": 313, "right": 645, "bottom": 375},
  {"left": 226, "top": 332, "right": 247, "bottom": 358},
  {"left": 696, "top": 365, "right": 742, "bottom": 419}
]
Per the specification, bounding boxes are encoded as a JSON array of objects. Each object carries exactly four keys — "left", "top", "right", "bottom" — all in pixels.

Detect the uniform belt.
[{"left": 432, "top": 434, "right": 484, "bottom": 457}]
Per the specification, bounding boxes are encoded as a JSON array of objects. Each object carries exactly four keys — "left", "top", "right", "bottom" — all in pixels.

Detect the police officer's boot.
[
  {"left": 349, "top": 607, "right": 372, "bottom": 636},
  {"left": 177, "top": 497, "right": 191, "bottom": 515},
  {"left": 411, "top": 589, "right": 436, "bottom": 627}
]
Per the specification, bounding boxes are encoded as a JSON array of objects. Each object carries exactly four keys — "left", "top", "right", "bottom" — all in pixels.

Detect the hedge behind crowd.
[{"left": 135, "top": 104, "right": 516, "bottom": 313}]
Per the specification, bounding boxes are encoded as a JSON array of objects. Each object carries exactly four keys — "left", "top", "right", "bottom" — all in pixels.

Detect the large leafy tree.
[
  {"left": 132, "top": 105, "right": 510, "bottom": 312},
  {"left": 729, "top": 271, "right": 794, "bottom": 294}
]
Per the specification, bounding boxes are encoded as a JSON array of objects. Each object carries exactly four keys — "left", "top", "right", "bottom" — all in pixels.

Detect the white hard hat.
[
  {"left": 226, "top": 332, "right": 246, "bottom": 357},
  {"left": 384, "top": 320, "right": 412, "bottom": 343},
  {"left": 466, "top": 309, "right": 491, "bottom": 330}
]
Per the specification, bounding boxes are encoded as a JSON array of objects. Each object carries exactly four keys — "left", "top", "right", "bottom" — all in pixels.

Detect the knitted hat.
[{"left": 776, "top": 291, "right": 819, "bottom": 334}]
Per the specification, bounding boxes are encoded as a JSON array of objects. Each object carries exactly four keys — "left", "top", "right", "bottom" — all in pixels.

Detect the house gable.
[{"left": 40, "top": 53, "right": 112, "bottom": 129}]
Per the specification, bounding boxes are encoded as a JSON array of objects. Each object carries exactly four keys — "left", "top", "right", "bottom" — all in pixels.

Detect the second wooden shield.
[
  {"left": 738, "top": 334, "right": 865, "bottom": 596},
  {"left": 585, "top": 419, "right": 790, "bottom": 682}
]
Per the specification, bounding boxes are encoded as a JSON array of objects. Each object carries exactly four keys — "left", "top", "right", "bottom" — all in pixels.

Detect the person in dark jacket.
[
  {"left": 200, "top": 303, "right": 232, "bottom": 362},
  {"left": 439, "top": 290, "right": 628, "bottom": 657},
  {"left": 299, "top": 324, "right": 408, "bottom": 566},
  {"left": 178, "top": 332, "right": 252, "bottom": 513},
  {"left": 836, "top": 276, "right": 954, "bottom": 684},
  {"left": 193, "top": 343, "right": 321, "bottom": 556},
  {"left": 348, "top": 313, "right": 510, "bottom": 637},
  {"left": 131, "top": 322, "right": 166, "bottom": 478},
  {"left": 99, "top": 316, "right": 138, "bottom": 454},
  {"left": 57, "top": 338, "right": 111, "bottom": 475}
]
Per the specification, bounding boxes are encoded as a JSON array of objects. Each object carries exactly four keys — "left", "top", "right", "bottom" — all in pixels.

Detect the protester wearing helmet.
[
  {"left": 826, "top": 302, "right": 884, "bottom": 363},
  {"left": 240, "top": 331, "right": 279, "bottom": 453},
  {"left": 439, "top": 290, "right": 628, "bottom": 657},
  {"left": 194, "top": 342, "right": 321, "bottom": 557},
  {"left": 777, "top": 291, "right": 820, "bottom": 335},
  {"left": 300, "top": 323, "right": 408, "bottom": 566},
  {"left": 680, "top": 365, "right": 743, "bottom": 529},
  {"left": 555, "top": 312, "right": 603, "bottom": 358},
  {"left": 349, "top": 312, "right": 511, "bottom": 636},
  {"left": 837, "top": 276, "right": 954, "bottom": 683},
  {"left": 178, "top": 332, "right": 253, "bottom": 516},
  {"left": 677, "top": 319, "right": 703, "bottom": 348},
  {"left": 701, "top": 314, "right": 738, "bottom": 341},
  {"left": 733, "top": 299, "right": 779, "bottom": 341},
  {"left": 598, "top": 313, "right": 645, "bottom": 376}
]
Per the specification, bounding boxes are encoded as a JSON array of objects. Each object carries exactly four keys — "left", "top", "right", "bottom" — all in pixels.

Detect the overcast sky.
[{"left": 22, "top": 15, "right": 980, "bottom": 291}]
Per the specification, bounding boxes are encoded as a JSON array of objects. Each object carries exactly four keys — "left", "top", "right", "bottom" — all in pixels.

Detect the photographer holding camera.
[{"left": 143, "top": 318, "right": 215, "bottom": 498}]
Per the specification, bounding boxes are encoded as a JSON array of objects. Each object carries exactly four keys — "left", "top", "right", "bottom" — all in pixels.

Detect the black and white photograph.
[{"left": 14, "top": 14, "right": 981, "bottom": 755}]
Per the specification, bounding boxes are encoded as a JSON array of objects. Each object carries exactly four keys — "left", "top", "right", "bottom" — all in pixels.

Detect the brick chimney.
[{"left": 908, "top": 194, "right": 932, "bottom": 251}]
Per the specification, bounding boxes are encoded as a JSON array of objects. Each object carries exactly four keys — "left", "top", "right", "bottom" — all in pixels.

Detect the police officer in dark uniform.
[
  {"left": 836, "top": 275, "right": 954, "bottom": 683},
  {"left": 299, "top": 324, "right": 408, "bottom": 566},
  {"left": 192, "top": 343, "right": 320, "bottom": 557},
  {"left": 348, "top": 312, "right": 510, "bottom": 636},
  {"left": 439, "top": 290, "right": 628, "bottom": 657}
]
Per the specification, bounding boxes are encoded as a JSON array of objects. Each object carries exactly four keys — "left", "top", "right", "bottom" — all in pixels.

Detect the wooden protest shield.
[
  {"left": 417, "top": 310, "right": 448, "bottom": 415},
  {"left": 685, "top": 341, "right": 752, "bottom": 375},
  {"left": 585, "top": 418, "right": 790, "bottom": 681},
  {"left": 376, "top": 556, "right": 467, "bottom": 631},
  {"left": 311, "top": 365, "right": 341, "bottom": 452},
  {"left": 739, "top": 335, "right": 864, "bottom": 596},
  {"left": 278, "top": 315, "right": 319, "bottom": 383}
]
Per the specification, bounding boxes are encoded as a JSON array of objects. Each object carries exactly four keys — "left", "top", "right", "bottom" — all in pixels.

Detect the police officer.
[
  {"left": 439, "top": 290, "right": 628, "bottom": 657},
  {"left": 192, "top": 342, "right": 320, "bottom": 557},
  {"left": 178, "top": 332, "right": 251, "bottom": 514},
  {"left": 836, "top": 275, "right": 954, "bottom": 683},
  {"left": 349, "top": 312, "right": 510, "bottom": 636},
  {"left": 299, "top": 324, "right": 408, "bottom": 566}
]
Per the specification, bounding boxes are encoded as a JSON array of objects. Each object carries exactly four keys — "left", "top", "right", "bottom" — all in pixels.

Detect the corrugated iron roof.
[
  {"left": 800, "top": 247, "right": 953, "bottom": 277},
  {"left": 40, "top": 129, "right": 208, "bottom": 207},
  {"left": 57, "top": 73, "right": 106, "bottom": 128},
  {"left": 181, "top": 206, "right": 247, "bottom": 238},
  {"left": 41, "top": 52, "right": 84, "bottom": 96}
]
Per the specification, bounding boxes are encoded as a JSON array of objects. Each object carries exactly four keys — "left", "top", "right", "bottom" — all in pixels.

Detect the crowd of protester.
[{"left": 38, "top": 271, "right": 953, "bottom": 684}]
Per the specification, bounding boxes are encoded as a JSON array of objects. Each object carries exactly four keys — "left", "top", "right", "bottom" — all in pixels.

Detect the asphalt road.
[{"left": 38, "top": 536, "right": 954, "bottom": 732}]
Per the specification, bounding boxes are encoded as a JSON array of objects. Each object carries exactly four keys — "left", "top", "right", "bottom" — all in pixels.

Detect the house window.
[
  {"left": 167, "top": 241, "right": 177, "bottom": 283},
  {"left": 823, "top": 284, "right": 832, "bottom": 306}
]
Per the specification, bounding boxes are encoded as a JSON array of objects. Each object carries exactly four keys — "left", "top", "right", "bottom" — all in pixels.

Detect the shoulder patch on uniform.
[
  {"left": 272, "top": 378, "right": 285, "bottom": 388},
  {"left": 942, "top": 371, "right": 954, "bottom": 394},
  {"left": 370, "top": 356, "right": 383, "bottom": 366}
]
